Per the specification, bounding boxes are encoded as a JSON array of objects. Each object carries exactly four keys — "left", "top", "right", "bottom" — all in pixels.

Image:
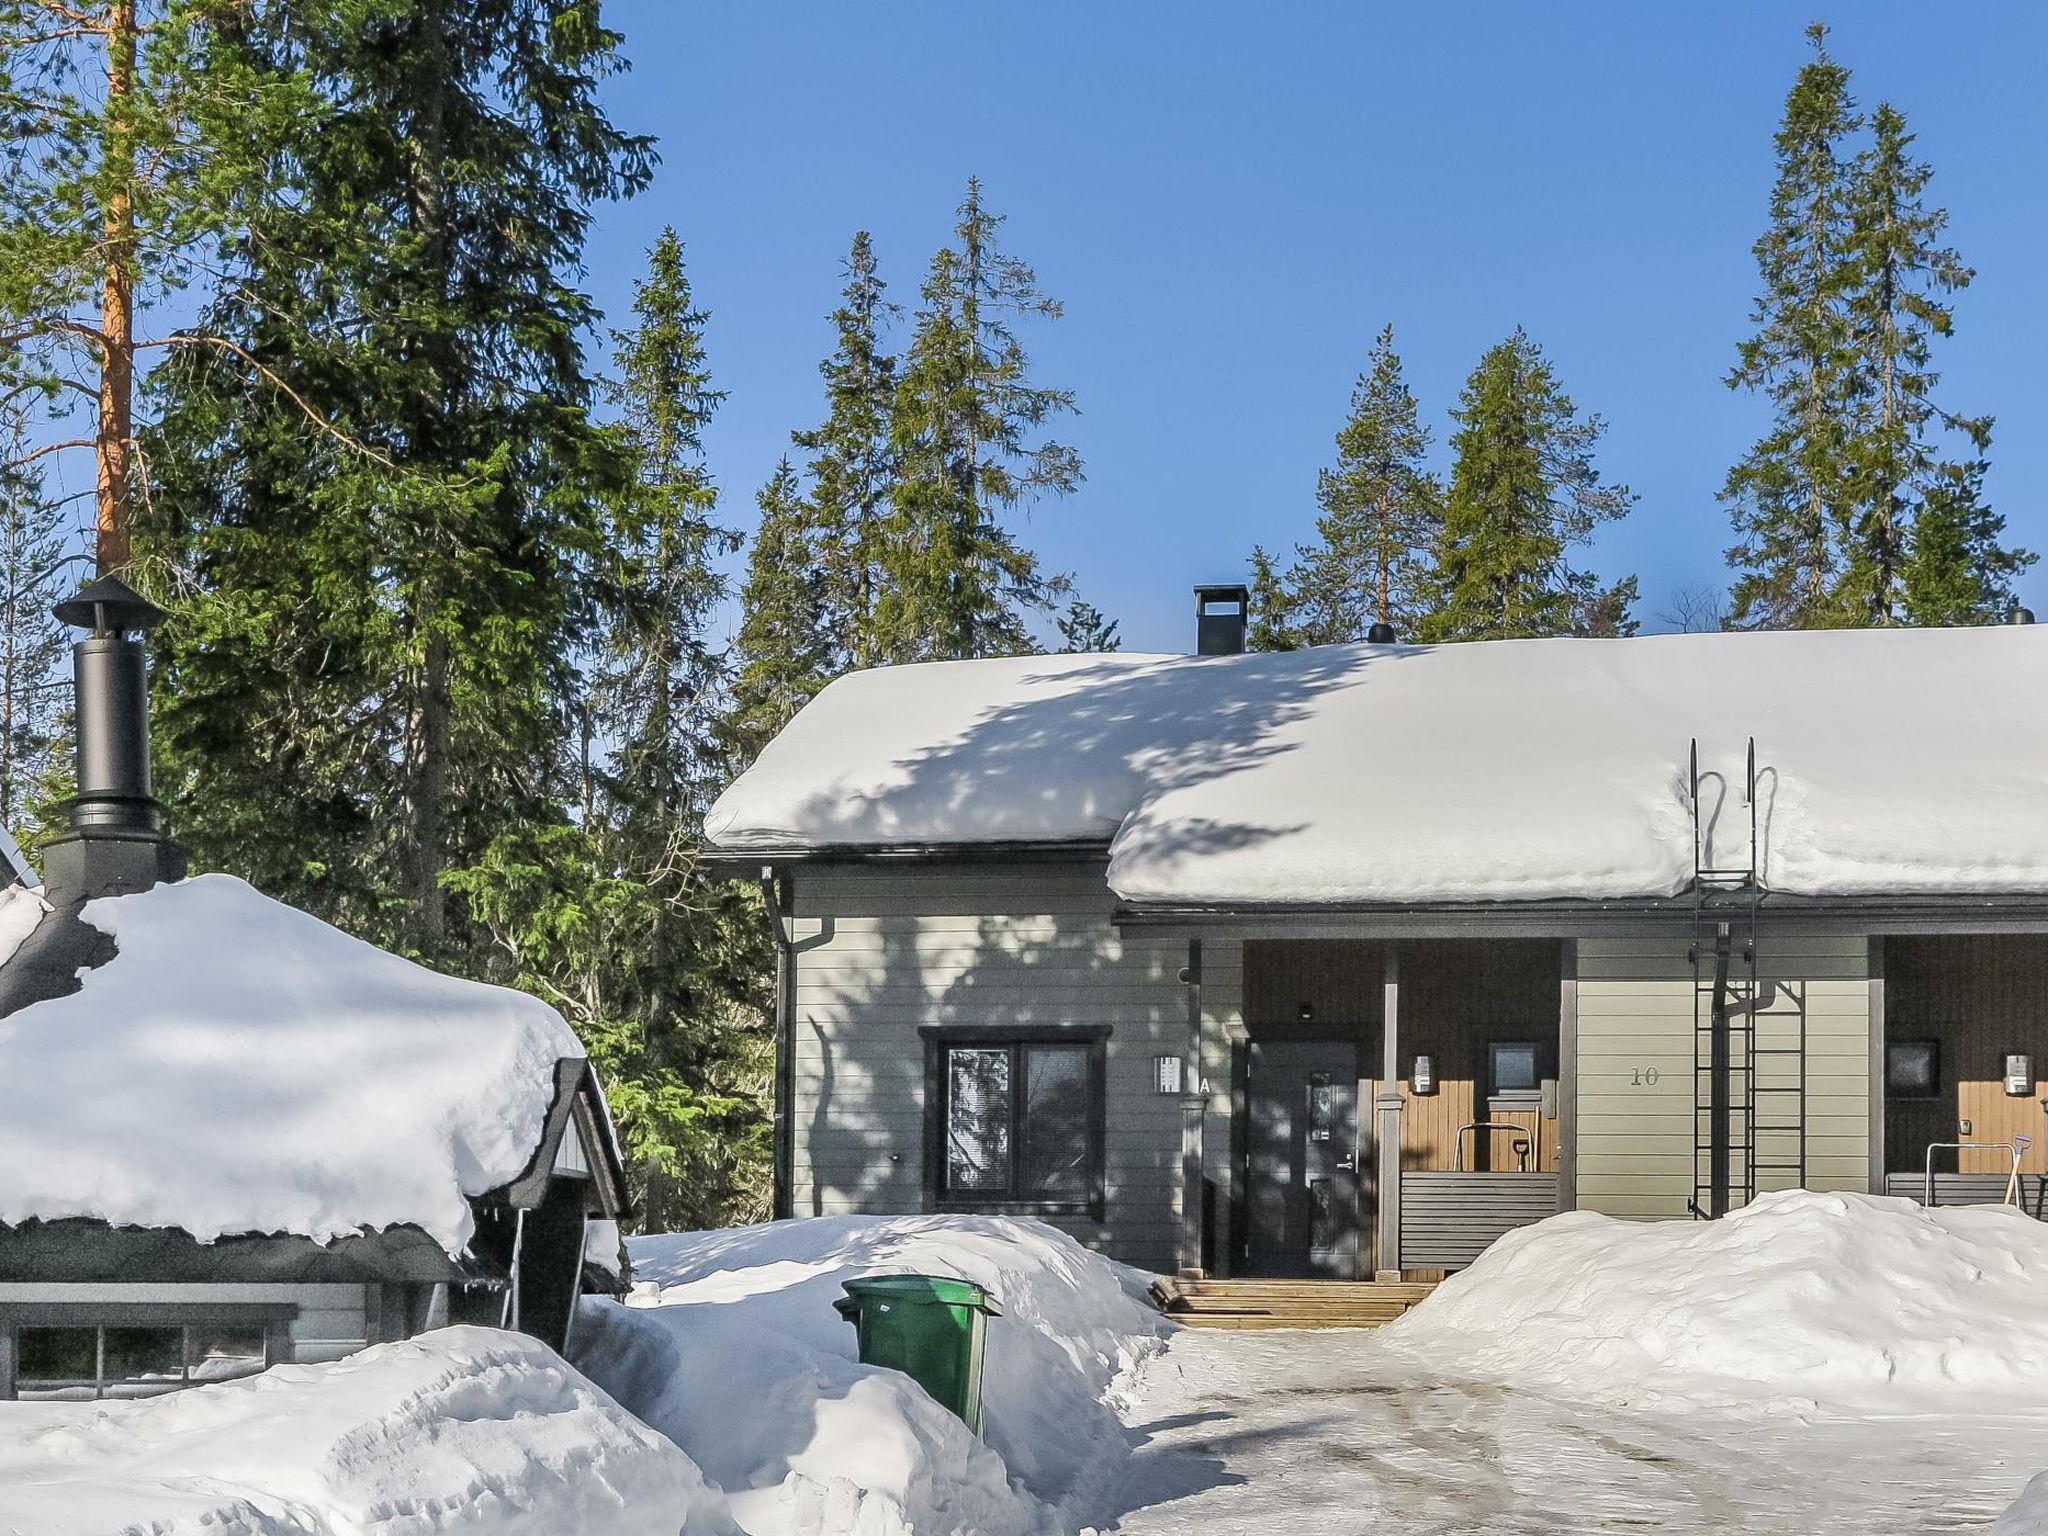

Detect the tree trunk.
[
  {"left": 95, "top": 0, "right": 139, "bottom": 575},
  {"left": 408, "top": 626, "right": 450, "bottom": 945}
]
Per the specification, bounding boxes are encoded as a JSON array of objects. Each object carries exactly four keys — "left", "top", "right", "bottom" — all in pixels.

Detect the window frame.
[
  {"left": 1887, "top": 1038, "right": 1943, "bottom": 1100},
  {"left": 0, "top": 1302, "right": 296, "bottom": 1402},
  {"left": 1487, "top": 1038, "right": 1549, "bottom": 1110},
  {"left": 920, "top": 1025, "right": 1109, "bottom": 1221}
]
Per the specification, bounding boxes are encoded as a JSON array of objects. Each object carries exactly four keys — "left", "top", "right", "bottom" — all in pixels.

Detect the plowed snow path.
[{"left": 1095, "top": 1329, "right": 2048, "bottom": 1534}]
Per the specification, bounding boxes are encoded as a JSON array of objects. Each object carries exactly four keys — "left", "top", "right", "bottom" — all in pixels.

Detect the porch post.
[
  {"left": 1558, "top": 939, "right": 1578, "bottom": 1212},
  {"left": 1180, "top": 938, "right": 1205, "bottom": 1277},
  {"left": 1375, "top": 943, "right": 1404, "bottom": 1281},
  {"left": 1867, "top": 937, "right": 1886, "bottom": 1195}
]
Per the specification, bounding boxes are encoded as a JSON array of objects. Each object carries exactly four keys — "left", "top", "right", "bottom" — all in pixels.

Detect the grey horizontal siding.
[
  {"left": 789, "top": 862, "right": 1239, "bottom": 1273},
  {"left": 1400, "top": 1173, "right": 1560, "bottom": 1268},
  {"left": 0, "top": 1282, "right": 368, "bottom": 1365}
]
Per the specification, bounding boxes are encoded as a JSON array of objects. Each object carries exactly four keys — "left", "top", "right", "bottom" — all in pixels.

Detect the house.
[
  {"left": 706, "top": 584, "right": 2048, "bottom": 1283},
  {"left": 0, "top": 578, "right": 629, "bottom": 1401}
]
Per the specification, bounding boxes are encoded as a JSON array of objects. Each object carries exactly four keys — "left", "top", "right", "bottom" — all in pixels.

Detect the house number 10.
[{"left": 1630, "top": 1067, "right": 1661, "bottom": 1086}]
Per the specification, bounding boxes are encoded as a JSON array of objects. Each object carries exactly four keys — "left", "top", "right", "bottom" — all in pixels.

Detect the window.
[
  {"left": 1888, "top": 1039, "right": 1942, "bottom": 1099},
  {"left": 4, "top": 1309, "right": 285, "bottom": 1401},
  {"left": 1490, "top": 1040, "right": 1543, "bottom": 1097},
  {"left": 922, "top": 1027, "right": 1108, "bottom": 1218}
]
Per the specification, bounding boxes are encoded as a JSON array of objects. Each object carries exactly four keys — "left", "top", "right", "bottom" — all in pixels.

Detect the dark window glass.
[
  {"left": 1888, "top": 1040, "right": 1941, "bottom": 1098},
  {"left": 947, "top": 1048, "right": 1012, "bottom": 1191},
  {"left": 17, "top": 1326, "right": 95, "bottom": 1383},
  {"left": 1491, "top": 1041, "right": 1541, "bottom": 1094},
  {"left": 1019, "top": 1046, "right": 1089, "bottom": 1197},
  {"left": 1308, "top": 1070, "right": 1335, "bottom": 1142}
]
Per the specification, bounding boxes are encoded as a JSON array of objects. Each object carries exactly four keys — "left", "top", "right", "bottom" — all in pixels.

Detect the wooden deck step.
[{"left": 1150, "top": 1277, "right": 1438, "bottom": 1331}]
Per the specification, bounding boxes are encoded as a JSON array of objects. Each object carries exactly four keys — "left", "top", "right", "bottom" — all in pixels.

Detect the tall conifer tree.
[
  {"left": 794, "top": 231, "right": 897, "bottom": 669},
  {"left": 1842, "top": 103, "right": 2029, "bottom": 623},
  {"left": 1421, "top": 330, "right": 1635, "bottom": 642},
  {"left": 1287, "top": 325, "right": 1442, "bottom": 643},
  {"left": 728, "top": 458, "right": 832, "bottom": 764},
  {"left": 143, "top": 0, "right": 654, "bottom": 960},
  {"left": 876, "top": 179, "right": 1079, "bottom": 662},
  {"left": 1722, "top": 24, "right": 1862, "bottom": 628}
]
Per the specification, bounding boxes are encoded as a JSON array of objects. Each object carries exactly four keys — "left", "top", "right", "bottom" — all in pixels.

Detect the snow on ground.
[
  {"left": 705, "top": 626, "right": 2048, "bottom": 904},
  {"left": 1382, "top": 1189, "right": 2048, "bottom": 1411},
  {"left": 1102, "top": 1192, "right": 2048, "bottom": 1534},
  {"left": 1104, "top": 1327, "right": 2046, "bottom": 1535},
  {"left": 0, "top": 873, "right": 583, "bottom": 1250},
  {"left": 0, "top": 1326, "right": 730, "bottom": 1536},
  {"left": 572, "top": 1215, "right": 1172, "bottom": 1536}
]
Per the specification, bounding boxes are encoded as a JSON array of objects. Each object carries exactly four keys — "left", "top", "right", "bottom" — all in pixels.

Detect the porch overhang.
[{"left": 1114, "top": 893, "right": 2048, "bottom": 940}]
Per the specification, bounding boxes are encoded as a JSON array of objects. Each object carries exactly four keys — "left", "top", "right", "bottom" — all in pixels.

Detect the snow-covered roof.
[
  {"left": 705, "top": 626, "right": 2048, "bottom": 905},
  {"left": 0, "top": 874, "right": 585, "bottom": 1252}
]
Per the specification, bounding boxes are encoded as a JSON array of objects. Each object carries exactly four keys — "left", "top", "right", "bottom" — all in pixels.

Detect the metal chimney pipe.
[{"left": 42, "top": 576, "right": 183, "bottom": 901}]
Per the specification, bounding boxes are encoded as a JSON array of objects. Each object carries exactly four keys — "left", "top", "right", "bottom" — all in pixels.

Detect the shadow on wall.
[{"left": 785, "top": 645, "right": 1413, "bottom": 868}]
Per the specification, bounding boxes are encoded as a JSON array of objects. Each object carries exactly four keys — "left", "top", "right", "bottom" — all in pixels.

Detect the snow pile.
[
  {"left": 573, "top": 1214, "right": 1172, "bottom": 1536},
  {"left": 1997, "top": 1476, "right": 2048, "bottom": 1535},
  {"left": 0, "top": 1325, "right": 730, "bottom": 1536},
  {"left": 706, "top": 626, "right": 2048, "bottom": 904},
  {"left": 0, "top": 881, "right": 44, "bottom": 969},
  {"left": 0, "top": 873, "right": 583, "bottom": 1251},
  {"left": 1384, "top": 1190, "right": 2048, "bottom": 1409}
]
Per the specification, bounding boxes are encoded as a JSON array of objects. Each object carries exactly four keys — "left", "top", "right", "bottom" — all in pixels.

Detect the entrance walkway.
[{"left": 1094, "top": 1328, "right": 2046, "bottom": 1534}]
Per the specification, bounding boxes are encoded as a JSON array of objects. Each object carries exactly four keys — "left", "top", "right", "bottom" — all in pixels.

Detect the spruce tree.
[
  {"left": 454, "top": 226, "right": 770, "bottom": 1231},
  {"left": 794, "top": 231, "right": 897, "bottom": 669},
  {"left": 728, "top": 458, "right": 833, "bottom": 764},
  {"left": 1842, "top": 102, "right": 2030, "bottom": 623},
  {"left": 1055, "top": 597, "right": 1121, "bottom": 653},
  {"left": 1722, "top": 23, "right": 1861, "bottom": 628},
  {"left": 142, "top": 0, "right": 654, "bottom": 961},
  {"left": 0, "top": 414, "right": 67, "bottom": 829},
  {"left": 1421, "top": 330, "right": 1635, "bottom": 642},
  {"left": 1246, "top": 545, "right": 1300, "bottom": 652},
  {"left": 876, "top": 178, "right": 1080, "bottom": 662},
  {"left": 1287, "top": 325, "right": 1442, "bottom": 643}
]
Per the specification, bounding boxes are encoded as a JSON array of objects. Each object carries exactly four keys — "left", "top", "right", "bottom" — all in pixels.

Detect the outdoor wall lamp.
[
  {"left": 1298, "top": 1002, "right": 1314, "bottom": 1022},
  {"left": 1411, "top": 1055, "right": 1436, "bottom": 1095}
]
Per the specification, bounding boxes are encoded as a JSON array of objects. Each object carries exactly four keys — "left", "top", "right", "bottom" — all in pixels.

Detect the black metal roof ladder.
[{"left": 1689, "top": 739, "right": 1807, "bottom": 1219}]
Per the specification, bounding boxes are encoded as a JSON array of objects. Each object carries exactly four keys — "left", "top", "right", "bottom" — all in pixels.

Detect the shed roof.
[{"left": 706, "top": 626, "right": 2048, "bottom": 906}]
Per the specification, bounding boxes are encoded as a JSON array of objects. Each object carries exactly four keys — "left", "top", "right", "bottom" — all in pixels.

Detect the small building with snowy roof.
[
  {"left": 0, "top": 579, "right": 628, "bottom": 1401},
  {"left": 710, "top": 585, "right": 2048, "bottom": 1288}
]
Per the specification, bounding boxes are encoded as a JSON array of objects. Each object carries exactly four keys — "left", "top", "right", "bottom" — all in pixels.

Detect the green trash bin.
[{"left": 833, "top": 1274, "right": 1004, "bottom": 1436}]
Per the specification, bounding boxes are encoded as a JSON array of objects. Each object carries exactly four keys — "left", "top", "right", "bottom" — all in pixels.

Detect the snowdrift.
[
  {"left": 0, "top": 874, "right": 583, "bottom": 1250},
  {"left": 0, "top": 1326, "right": 730, "bottom": 1536},
  {"left": 705, "top": 626, "right": 2048, "bottom": 905},
  {"left": 1385, "top": 1189, "right": 2048, "bottom": 1408},
  {"left": 573, "top": 1214, "right": 1172, "bottom": 1536}
]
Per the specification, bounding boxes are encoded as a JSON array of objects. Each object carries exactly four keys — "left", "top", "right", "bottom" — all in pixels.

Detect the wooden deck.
[{"left": 1150, "top": 1277, "right": 1438, "bottom": 1331}]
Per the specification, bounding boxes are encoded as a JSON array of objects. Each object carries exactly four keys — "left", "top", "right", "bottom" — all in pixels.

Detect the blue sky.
[{"left": 588, "top": 3, "right": 2048, "bottom": 653}]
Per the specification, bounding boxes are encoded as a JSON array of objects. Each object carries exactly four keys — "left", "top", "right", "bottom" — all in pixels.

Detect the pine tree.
[
  {"left": 142, "top": 0, "right": 655, "bottom": 961},
  {"left": 728, "top": 458, "right": 833, "bottom": 764},
  {"left": 1842, "top": 102, "right": 2030, "bottom": 623},
  {"left": 1722, "top": 23, "right": 1862, "bottom": 628},
  {"left": 1055, "top": 596, "right": 1120, "bottom": 653},
  {"left": 0, "top": 415, "right": 67, "bottom": 829},
  {"left": 0, "top": 1, "right": 311, "bottom": 572},
  {"left": 1421, "top": 330, "right": 1636, "bottom": 642},
  {"left": 794, "top": 231, "right": 897, "bottom": 669},
  {"left": 1288, "top": 325, "right": 1442, "bottom": 643},
  {"left": 876, "top": 178, "right": 1080, "bottom": 662},
  {"left": 1246, "top": 545, "right": 1300, "bottom": 652}
]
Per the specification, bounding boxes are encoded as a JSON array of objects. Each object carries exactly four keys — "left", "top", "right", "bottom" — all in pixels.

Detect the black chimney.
[
  {"left": 2012, "top": 605, "right": 2036, "bottom": 626},
  {"left": 1195, "top": 583, "right": 1249, "bottom": 656},
  {"left": 1366, "top": 621, "right": 1397, "bottom": 644},
  {"left": 41, "top": 576, "right": 185, "bottom": 904}
]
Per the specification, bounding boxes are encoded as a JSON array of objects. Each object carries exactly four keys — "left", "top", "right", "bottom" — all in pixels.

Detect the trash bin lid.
[{"left": 840, "top": 1273, "right": 1003, "bottom": 1313}]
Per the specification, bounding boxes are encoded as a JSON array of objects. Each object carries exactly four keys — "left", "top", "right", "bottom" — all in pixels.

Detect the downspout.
[
  {"left": 761, "top": 867, "right": 796, "bottom": 1221},
  {"left": 1179, "top": 939, "right": 1204, "bottom": 1277}
]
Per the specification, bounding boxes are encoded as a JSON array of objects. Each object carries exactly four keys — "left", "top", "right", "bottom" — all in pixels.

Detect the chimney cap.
[{"left": 54, "top": 575, "right": 164, "bottom": 636}]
